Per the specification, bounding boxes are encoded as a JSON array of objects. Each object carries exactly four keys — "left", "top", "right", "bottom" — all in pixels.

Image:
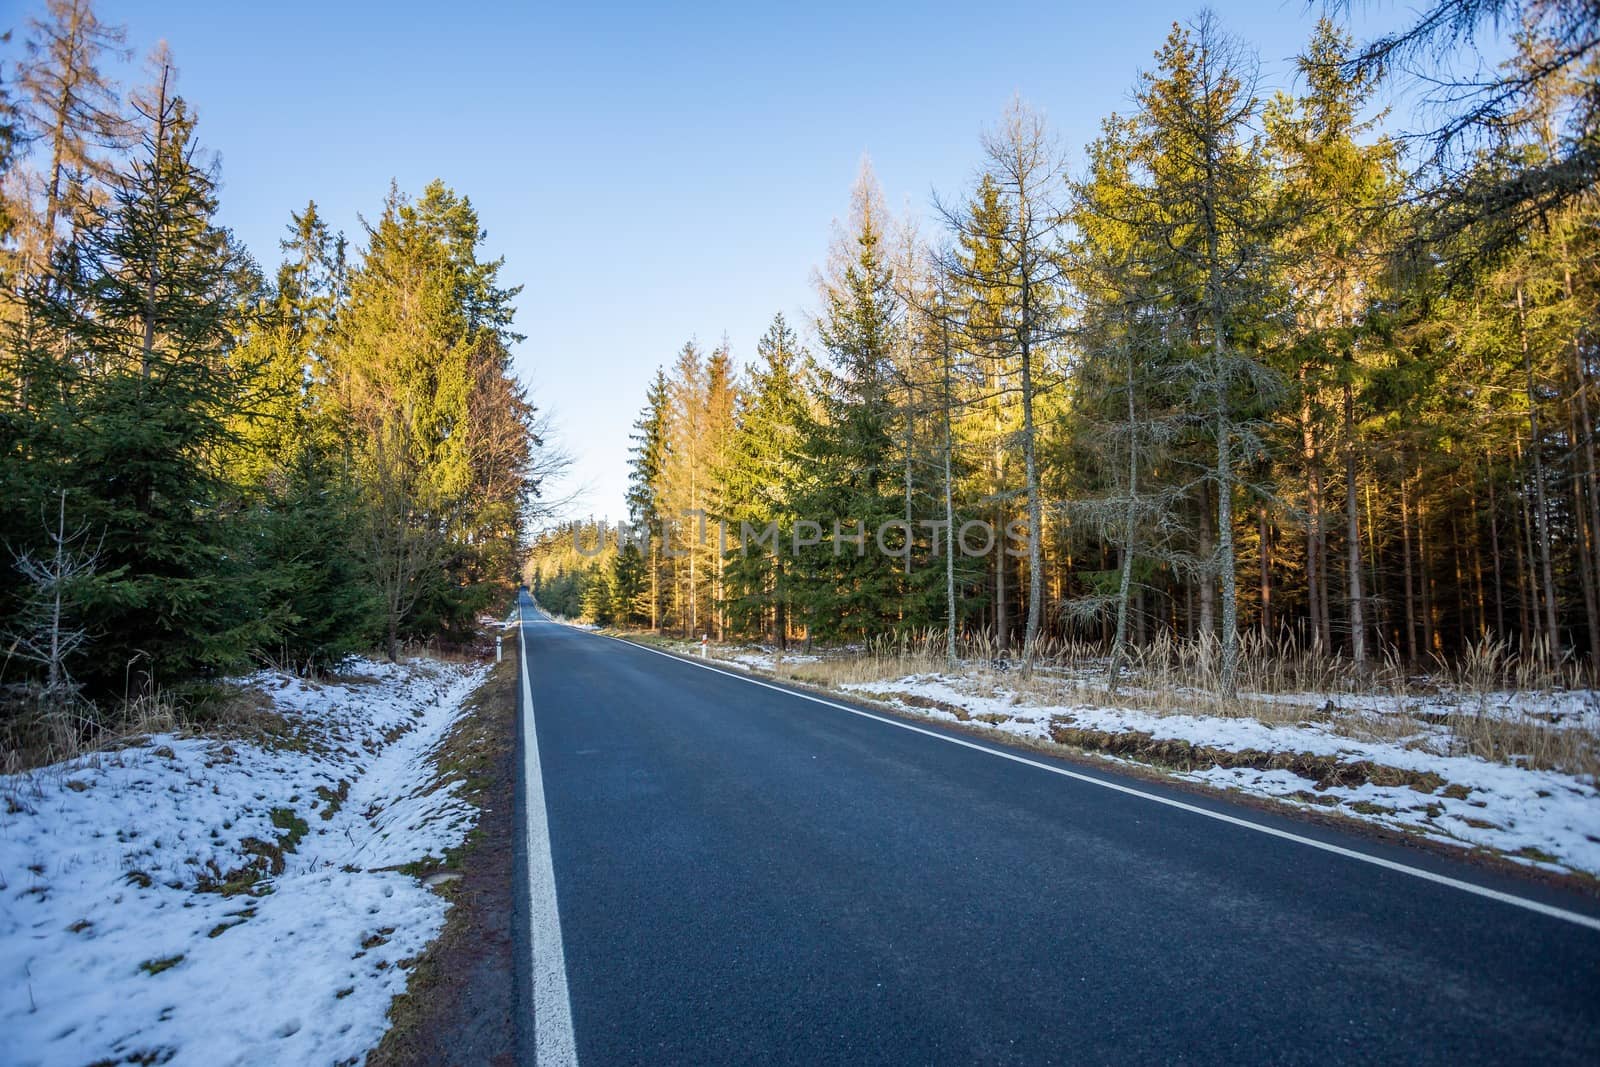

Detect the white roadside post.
[
  {"left": 496, "top": 634, "right": 503, "bottom": 663},
  {"left": 700, "top": 634, "right": 709, "bottom": 659}
]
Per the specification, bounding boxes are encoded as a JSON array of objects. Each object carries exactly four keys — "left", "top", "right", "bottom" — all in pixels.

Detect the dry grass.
[{"left": 0, "top": 641, "right": 492, "bottom": 777}]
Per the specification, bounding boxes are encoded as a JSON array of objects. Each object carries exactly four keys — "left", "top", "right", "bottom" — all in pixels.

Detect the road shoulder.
[{"left": 367, "top": 656, "right": 519, "bottom": 1067}]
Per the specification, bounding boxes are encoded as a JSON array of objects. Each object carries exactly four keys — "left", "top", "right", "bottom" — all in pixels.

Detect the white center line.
[
  {"left": 603, "top": 631, "right": 1600, "bottom": 936},
  {"left": 520, "top": 608, "right": 579, "bottom": 1065}
]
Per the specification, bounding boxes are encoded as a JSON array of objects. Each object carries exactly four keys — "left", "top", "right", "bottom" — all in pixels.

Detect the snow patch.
[{"left": 0, "top": 657, "right": 487, "bottom": 1067}]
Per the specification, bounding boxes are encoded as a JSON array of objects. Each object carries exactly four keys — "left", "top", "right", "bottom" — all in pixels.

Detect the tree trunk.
[
  {"left": 1418, "top": 478, "right": 1436, "bottom": 658},
  {"left": 1343, "top": 379, "right": 1366, "bottom": 671},
  {"left": 1518, "top": 284, "right": 1561, "bottom": 655},
  {"left": 1258, "top": 507, "right": 1272, "bottom": 638},
  {"left": 1401, "top": 474, "right": 1418, "bottom": 665},
  {"left": 1484, "top": 449, "right": 1507, "bottom": 642},
  {"left": 1198, "top": 483, "right": 1216, "bottom": 642},
  {"left": 1110, "top": 351, "right": 1139, "bottom": 688},
  {"left": 941, "top": 316, "right": 958, "bottom": 669},
  {"left": 1019, "top": 324, "right": 1044, "bottom": 673},
  {"left": 1516, "top": 437, "right": 1540, "bottom": 653},
  {"left": 1300, "top": 377, "right": 1325, "bottom": 653}
]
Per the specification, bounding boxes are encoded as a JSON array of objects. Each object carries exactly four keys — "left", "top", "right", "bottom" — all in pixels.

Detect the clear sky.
[{"left": 75, "top": 0, "right": 1412, "bottom": 520}]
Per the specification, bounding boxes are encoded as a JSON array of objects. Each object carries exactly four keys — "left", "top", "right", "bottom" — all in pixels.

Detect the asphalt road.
[{"left": 512, "top": 594, "right": 1600, "bottom": 1065}]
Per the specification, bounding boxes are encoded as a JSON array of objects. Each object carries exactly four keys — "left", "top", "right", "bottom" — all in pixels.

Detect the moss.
[
  {"left": 316, "top": 779, "right": 351, "bottom": 820},
  {"left": 270, "top": 807, "right": 308, "bottom": 852},
  {"left": 139, "top": 954, "right": 184, "bottom": 976},
  {"left": 1348, "top": 801, "right": 1396, "bottom": 816}
]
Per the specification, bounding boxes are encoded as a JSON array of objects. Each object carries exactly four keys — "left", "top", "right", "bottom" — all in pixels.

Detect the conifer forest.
[
  {"left": 0, "top": 0, "right": 553, "bottom": 750},
  {"left": 3, "top": 2, "right": 1600, "bottom": 1063},
  {"left": 533, "top": 4, "right": 1600, "bottom": 697}
]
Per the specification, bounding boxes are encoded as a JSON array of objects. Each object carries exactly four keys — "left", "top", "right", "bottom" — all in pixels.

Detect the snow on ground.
[
  {"left": 0, "top": 657, "right": 488, "bottom": 1067},
  {"left": 1250, "top": 685, "right": 1600, "bottom": 731},
  {"left": 719, "top": 646, "right": 819, "bottom": 673},
  {"left": 678, "top": 639, "right": 1600, "bottom": 880}
]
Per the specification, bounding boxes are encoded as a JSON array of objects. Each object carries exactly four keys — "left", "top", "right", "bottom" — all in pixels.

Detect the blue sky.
[{"left": 76, "top": 0, "right": 1412, "bottom": 518}]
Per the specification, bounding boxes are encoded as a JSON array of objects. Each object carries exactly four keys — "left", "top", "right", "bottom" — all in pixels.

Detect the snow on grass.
[
  {"left": 720, "top": 646, "right": 819, "bottom": 673},
  {"left": 0, "top": 656, "right": 487, "bottom": 1067}
]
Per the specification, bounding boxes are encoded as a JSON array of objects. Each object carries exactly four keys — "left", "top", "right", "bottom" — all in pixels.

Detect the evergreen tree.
[
  {"left": 789, "top": 168, "right": 909, "bottom": 639},
  {"left": 39, "top": 55, "right": 264, "bottom": 692},
  {"left": 720, "top": 313, "right": 809, "bottom": 644},
  {"left": 1130, "top": 16, "right": 1283, "bottom": 694},
  {"left": 1265, "top": 19, "right": 1401, "bottom": 670},
  {"left": 330, "top": 180, "right": 528, "bottom": 655},
  {"left": 628, "top": 366, "right": 670, "bottom": 629}
]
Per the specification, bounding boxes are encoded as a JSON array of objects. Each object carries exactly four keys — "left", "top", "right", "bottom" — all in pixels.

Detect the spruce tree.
[
  {"left": 627, "top": 367, "right": 670, "bottom": 629},
  {"left": 719, "top": 313, "right": 809, "bottom": 644},
  {"left": 45, "top": 56, "right": 263, "bottom": 692},
  {"left": 790, "top": 172, "right": 908, "bottom": 640}
]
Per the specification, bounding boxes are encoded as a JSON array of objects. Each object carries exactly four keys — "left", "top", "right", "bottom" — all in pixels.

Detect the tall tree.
[
  {"left": 40, "top": 52, "right": 264, "bottom": 690},
  {"left": 13, "top": 0, "right": 127, "bottom": 271},
  {"left": 943, "top": 101, "right": 1073, "bottom": 670},
  {"left": 719, "top": 313, "right": 809, "bottom": 645},
  {"left": 1133, "top": 16, "right": 1282, "bottom": 694},
  {"left": 1267, "top": 19, "right": 1401, "bottom": 671},
  {"left": 791, "top": 165, "right": 909, "bottom": 639},
  {"left": 628, "top": 366, "right": 670, "bottom": 629}
]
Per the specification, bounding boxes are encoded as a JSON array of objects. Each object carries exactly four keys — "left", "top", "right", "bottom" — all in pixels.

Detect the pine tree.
[
  {"left": 1266, "top": 19, "right": 1401, "bottom": 671},
  {"left": 1069, "top": 112, "right": 1187, "bottom": 684},
  {"left": 0, "top": 31, "right": 23, "bottom": 252},
  {"left": 944, "top": 173, "right": 1020, "bottom": 648},
  {"left": 227, "top": 201, "right": 374, "bottom": 672},
  {"left": 330, "top": 180, "right": 525, "bottom": 655}
]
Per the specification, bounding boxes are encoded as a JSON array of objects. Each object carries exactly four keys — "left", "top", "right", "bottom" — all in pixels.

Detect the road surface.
[{"left": 511, "top": 594, "right": 1600, "bottom": 1065}]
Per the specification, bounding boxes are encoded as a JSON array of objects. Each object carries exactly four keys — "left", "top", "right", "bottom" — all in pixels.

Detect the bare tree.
[
  {"left": 14, "top": 0, "right": 130, "bottom": 270},
  {"left": 940, "top": 99, "right": 1073, "bottom": 674},
  {"left": 6, "top": 490, "right": 99, "bottom": 701}
]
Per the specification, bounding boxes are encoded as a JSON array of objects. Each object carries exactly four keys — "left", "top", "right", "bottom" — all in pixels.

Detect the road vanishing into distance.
[{"left": 511, "top": 594, "right": 1600, "bottom": 1065}]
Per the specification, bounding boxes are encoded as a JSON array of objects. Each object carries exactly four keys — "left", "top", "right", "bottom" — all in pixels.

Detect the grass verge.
[{"left": 366, "top": 654, "right": 517, "bottom": 1067}]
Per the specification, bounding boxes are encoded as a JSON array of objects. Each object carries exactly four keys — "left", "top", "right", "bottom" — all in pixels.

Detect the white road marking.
[
  {"left": 602, "top": 632, "right": 1600, "bottom": 936},
  {"left": 519, "top": 608, "right": 580, "bottom": 1065}
]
